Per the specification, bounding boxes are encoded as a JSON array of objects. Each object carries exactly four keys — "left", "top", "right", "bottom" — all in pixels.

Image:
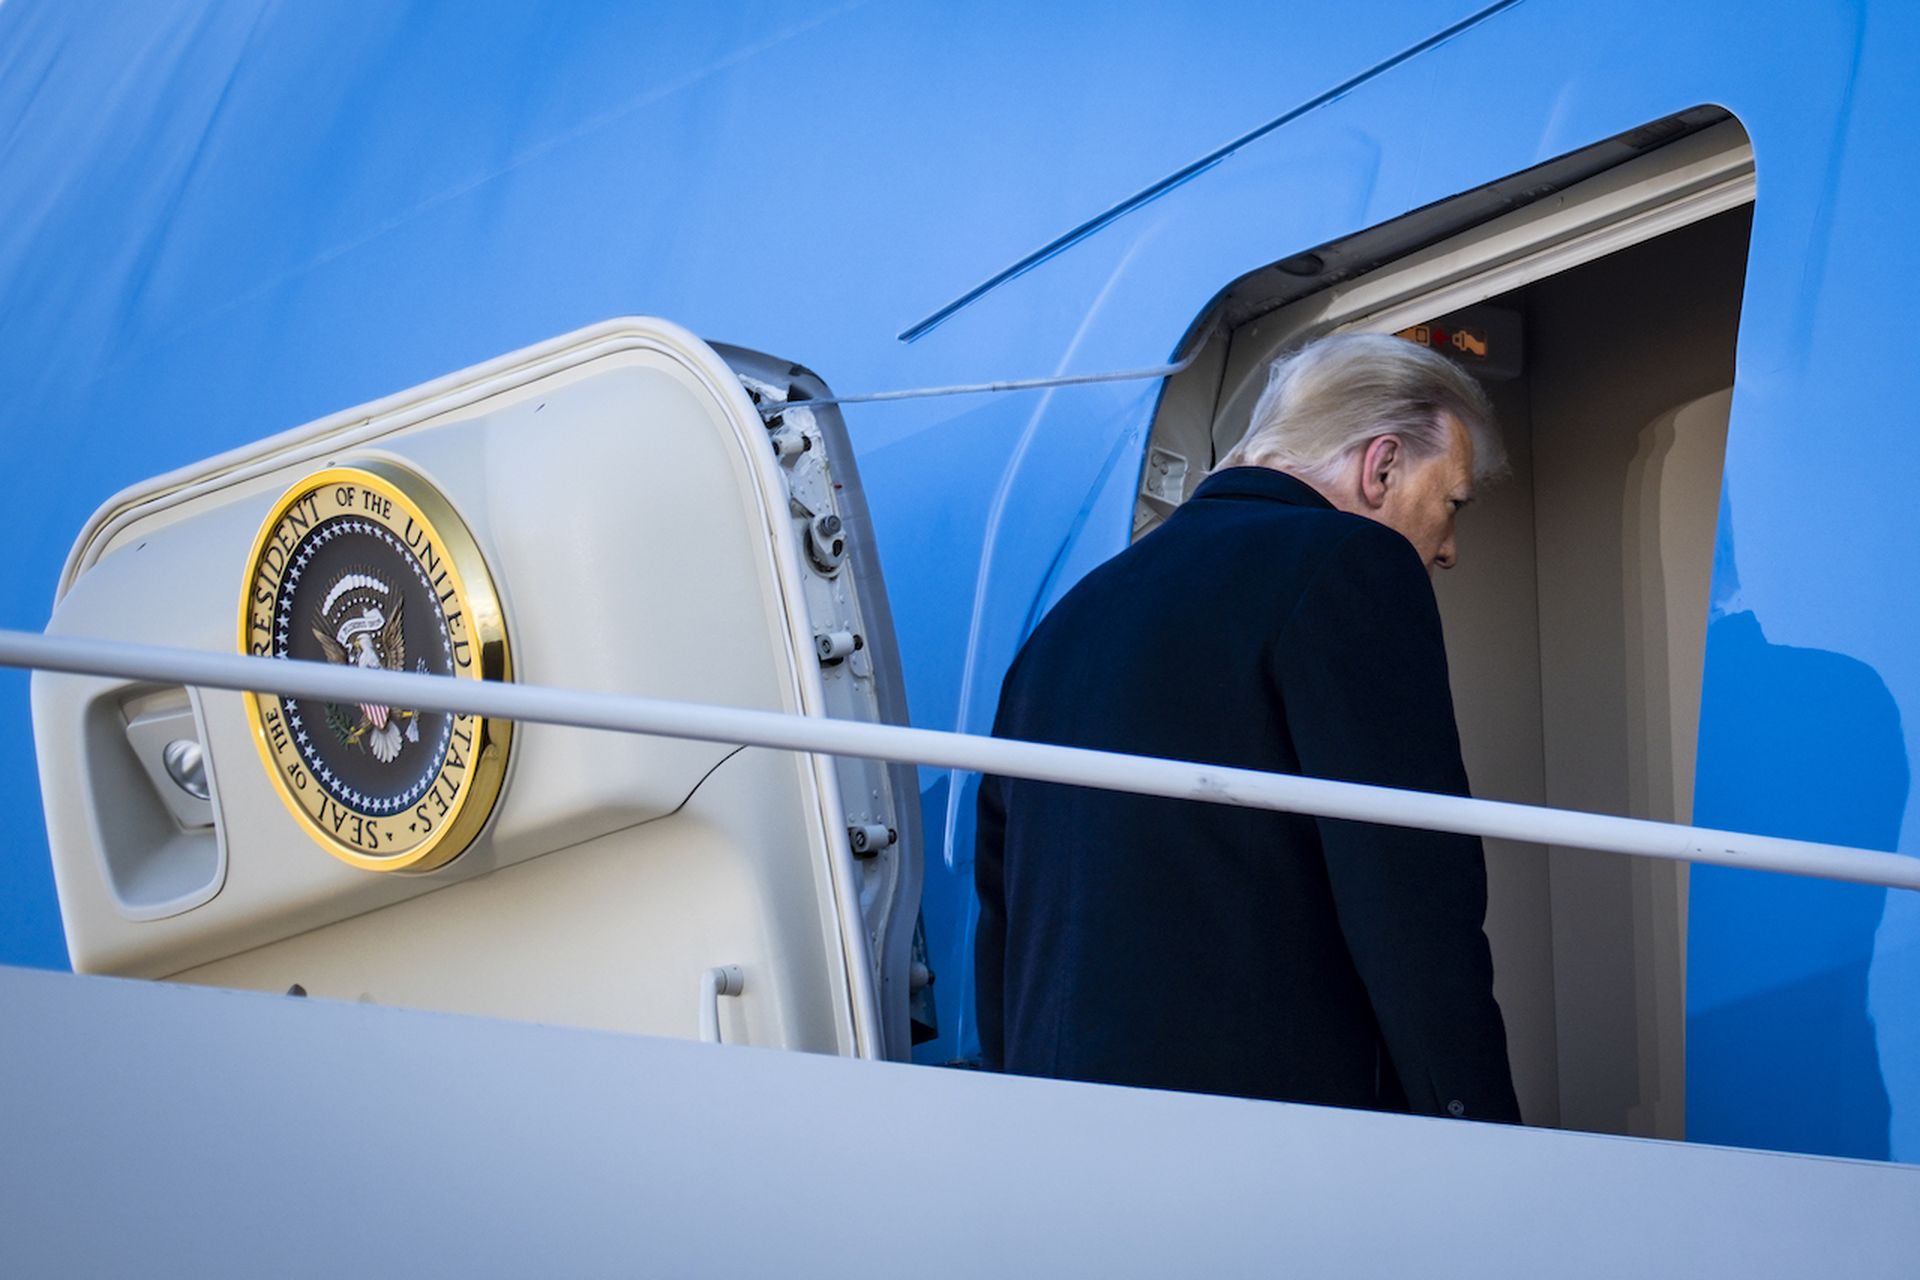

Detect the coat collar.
[{"left": 1188, "top": 466, "right": 1334, "bottom": 510}]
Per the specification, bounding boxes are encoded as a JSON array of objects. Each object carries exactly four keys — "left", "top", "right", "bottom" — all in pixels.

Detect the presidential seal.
[{"left": 240, "top": 462, "right": 511, "bottom": 872}]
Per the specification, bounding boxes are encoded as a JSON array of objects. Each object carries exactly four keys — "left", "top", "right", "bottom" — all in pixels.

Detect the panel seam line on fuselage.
[{"left": 895, "top": 0, "right": 1527, "bottom": 343}]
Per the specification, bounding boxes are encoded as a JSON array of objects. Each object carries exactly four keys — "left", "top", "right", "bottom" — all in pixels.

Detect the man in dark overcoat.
[{"left": 975, "top": 332, "right": 1520, "bottom": 1122}]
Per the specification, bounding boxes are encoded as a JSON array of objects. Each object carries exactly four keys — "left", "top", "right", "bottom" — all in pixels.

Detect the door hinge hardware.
[
  {"left": 815, "top": 630, "right": 861, "bottom": 665},
  {"left": 806, "top": 513, "right": 847, "bottom": 573},
  {"left": 770, "top": 425, "right": 809, "bottom": 461},
  {"left": 848, "top": 823, "right": 897, "bottom": 858}
]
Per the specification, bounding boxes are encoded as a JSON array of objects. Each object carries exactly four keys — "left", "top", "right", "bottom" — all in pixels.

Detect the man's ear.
[{"left": 1359, "top": 435, "right": 1401, "bottom": 509}]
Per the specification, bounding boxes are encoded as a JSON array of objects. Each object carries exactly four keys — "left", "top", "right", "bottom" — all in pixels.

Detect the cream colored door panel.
[
  {"left": 36, "top": 318, "right": 909, "bottom": 1058},
  {"left": 173, "top": 747, "right": 856, "bottom": 1052}
]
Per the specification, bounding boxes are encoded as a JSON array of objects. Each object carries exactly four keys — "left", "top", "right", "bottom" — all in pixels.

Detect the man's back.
[{"left": 975, "top": 465, "right": 1520, "bottom": 1121}]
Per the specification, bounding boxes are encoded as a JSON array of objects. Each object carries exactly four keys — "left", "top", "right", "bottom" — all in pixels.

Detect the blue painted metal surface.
[{"left": 3, "top": 0, "right": 1919, "bottom": 1164}]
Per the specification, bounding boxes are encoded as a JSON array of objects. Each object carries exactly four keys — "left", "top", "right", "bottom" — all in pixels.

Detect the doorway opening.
[{"left": 1137, "top": 110, "right": 1754, "bottom": 1136}]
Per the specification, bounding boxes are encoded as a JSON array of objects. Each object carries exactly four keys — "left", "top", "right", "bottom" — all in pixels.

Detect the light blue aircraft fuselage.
[{"left": 2, "top": 0, "right": 1918, "bottom": 1174}]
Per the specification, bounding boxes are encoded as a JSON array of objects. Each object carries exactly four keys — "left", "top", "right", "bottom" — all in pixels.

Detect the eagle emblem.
[{"left": 311, "top": 569, "right": 420, "bottom": 763}]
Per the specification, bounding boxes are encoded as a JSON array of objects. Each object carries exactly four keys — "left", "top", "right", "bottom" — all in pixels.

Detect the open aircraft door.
[{"left": 32, "top": 318, "right": 925, "bottom": 1060}]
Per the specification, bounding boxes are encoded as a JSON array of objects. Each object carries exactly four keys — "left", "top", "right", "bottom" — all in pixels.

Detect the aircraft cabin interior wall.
[
  {"left": 1141, "top": 186, "right": 1751, "bottom": 1137},
  {"left": 1426, "top": 206, "right": 1749, "bottom": 1136}
]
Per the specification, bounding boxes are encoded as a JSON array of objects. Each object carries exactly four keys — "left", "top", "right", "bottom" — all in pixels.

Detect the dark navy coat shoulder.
[{"left": 975, "top": 466, "right": 1519, "bottom": 1122}]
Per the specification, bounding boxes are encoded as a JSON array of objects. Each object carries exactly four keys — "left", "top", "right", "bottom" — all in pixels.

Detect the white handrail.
[{"left": 9, "top": 629, "right": 1918, "bottom": 892}]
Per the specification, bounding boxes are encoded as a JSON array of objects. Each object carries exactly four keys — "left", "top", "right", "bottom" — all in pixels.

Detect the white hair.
[{"left": 1218, "top": 332, "right": 1505, "bottom": 488}]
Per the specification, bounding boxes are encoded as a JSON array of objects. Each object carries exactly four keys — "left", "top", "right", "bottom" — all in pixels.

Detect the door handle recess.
[{"left": 699, "top": 964, "right": 745, "bottom": 1044}]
